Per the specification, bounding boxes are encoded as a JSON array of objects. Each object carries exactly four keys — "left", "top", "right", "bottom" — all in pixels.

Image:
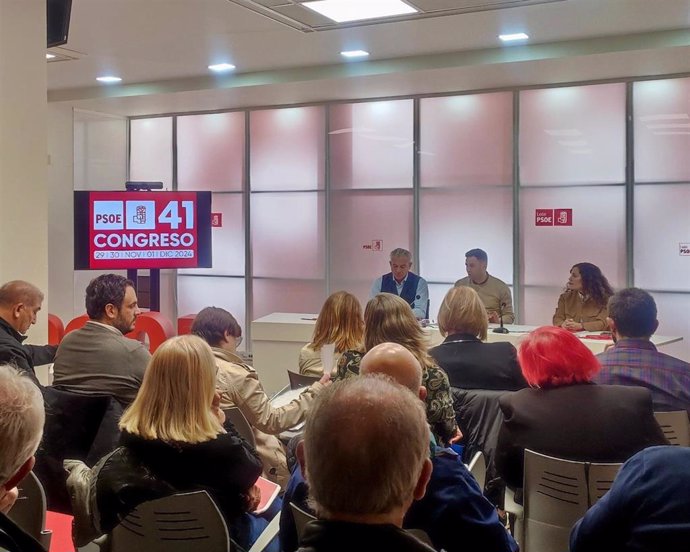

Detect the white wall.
[{"left": 0, "top": 0, "right": 49, "bottom": 343}]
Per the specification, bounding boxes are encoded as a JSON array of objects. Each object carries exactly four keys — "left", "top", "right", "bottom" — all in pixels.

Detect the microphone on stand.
[{"left": 493, "top": 302, "right": 509, "bottom": 334}]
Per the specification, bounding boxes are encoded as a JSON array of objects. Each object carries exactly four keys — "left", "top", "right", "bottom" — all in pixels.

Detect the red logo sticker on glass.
[
  {"left": 535, "top": 209, "right": 553, "bottom": 226},
  {"left": 554, "top": 209, "right": 573, "bottom": 226}
]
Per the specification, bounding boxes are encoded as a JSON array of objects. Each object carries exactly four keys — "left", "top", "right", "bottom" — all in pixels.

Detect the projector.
[{"left": 125, "top": 181, "right": 164, "bottom": 191}]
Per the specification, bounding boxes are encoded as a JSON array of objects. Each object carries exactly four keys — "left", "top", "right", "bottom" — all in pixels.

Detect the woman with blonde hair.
[
  {"left": 92, "top": 335, "right": 278, "bottom": 552},
  {"left": 298, "top": 291, "right": 364, "bottom": 376},
  {"left": 335, "top": 293, "right": 459, "bottom": 445},
  {"left": 430, "top": 286, "right": 526, "bottom": 391}
]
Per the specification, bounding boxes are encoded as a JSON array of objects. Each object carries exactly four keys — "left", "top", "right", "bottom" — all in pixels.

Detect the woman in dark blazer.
[
  {"left": 495, "top": 326, "right": 667, "bottom": 491},
  {"left": 430, "top": 286, "right": 527, "bottom": 391}
]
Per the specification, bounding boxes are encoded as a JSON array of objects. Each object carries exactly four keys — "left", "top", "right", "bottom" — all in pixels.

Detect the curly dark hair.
[
  {"left": 85, "top": 274, "right": 135, "bottom": 320},
  {"left": 572, "top": 262, "right": 614, "bottom": 308}
]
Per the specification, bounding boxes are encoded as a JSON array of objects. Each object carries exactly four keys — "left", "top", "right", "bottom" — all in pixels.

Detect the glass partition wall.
[{"left": 129, "top": 75, "right": 690, "bottom": 360}]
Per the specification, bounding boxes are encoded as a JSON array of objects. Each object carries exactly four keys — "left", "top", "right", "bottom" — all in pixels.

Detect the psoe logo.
[
  {"left": 94, "top": 201, "right": 124, "bottom": 230},
  {"left": 535, "top": 209, "right": 553, "bottom": 226},
  {"left": 680, "top": 243, "right": 690, "bottom": 256},
  {"left": 126, "top": 201, "right": 156, "bottom": 230}
]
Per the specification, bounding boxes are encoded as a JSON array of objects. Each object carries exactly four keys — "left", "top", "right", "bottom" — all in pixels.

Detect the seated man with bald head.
[
  {"left": 0, "top": 281, "right": 56, "bottom": 386},
  {"left": 298, "top": 375, "right": 434, "bottom": 552},
  {"left": 281, "top": 343, "right": 517, "bottom": 552}
]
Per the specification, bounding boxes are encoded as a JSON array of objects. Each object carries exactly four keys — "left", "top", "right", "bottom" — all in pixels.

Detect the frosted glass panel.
[
  {"left": 250, "top": 107, "right": 325, "bottom": 191},
  {"left": 73, "top": 113, "right": 127, "bottom": 191},
  {"left": 180, "top": 193, "right": 244, "bottom": 277},
  {"left": 634, "top": 77, "right": 690, "bottom": 183},
  {"left": 634, "top": 184, "right": 690, "bottom": 291},
  {"left": 251, "top": 192, "right": 325, "bottom": 278},
  {"left": 177, "top": 112, "right": 244, "bottom": 191},
  {"left": 520, "top": 186, "right": 626, "bottom": 288},
  {"left": 420, "top": 92, "right": 513, "bottom": 188},
  {"left": 520, "top": 83, "right": 626, "bottom": 186},
  {"left": 252, "top": 279, "right": 325, "bottom": 320},
  {"left": 331, "top": 100, "right": 413, "bottom": 189},
  {"left": 522, "top": 286, "right": 563, "bottom": 327},
  {"left": 649, "top": 292, "right": 690, "bottom": 363},
  {"left": 130, "top": 118, "right": 173, "bottom": 188},
  {"left": 419, "top": 188, "right": 513, "bottom": 284},
  {"left": 178, "top": 276, "right": 246, "bottom": 351},
  {"left": 428, "top": 283, "right": 455, "bottom": 322},
  {"left": 330, "top": 190, "right": 413, "bottom": 305}
]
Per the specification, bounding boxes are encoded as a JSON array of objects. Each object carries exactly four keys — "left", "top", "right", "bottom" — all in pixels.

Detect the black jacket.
[
  {"left": 430, "top": 334, "right": 527, "bottom": 391},
  {"left": 496, "top": 383, "right": 669, "bottom": 490},
  {"left": 0, "top": 317, "right": 56, "bottom": 385},
  {"left": 298, "top": 520, "right": 436, "bottom": 552},
  {"left": 93, "top": 430, "right": 263, "bottom": 534}
]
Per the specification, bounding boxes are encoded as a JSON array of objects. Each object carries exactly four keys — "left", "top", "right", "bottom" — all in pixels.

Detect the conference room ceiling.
[{"left": 47, "top": 0, "right": 690, "bottom": 114}]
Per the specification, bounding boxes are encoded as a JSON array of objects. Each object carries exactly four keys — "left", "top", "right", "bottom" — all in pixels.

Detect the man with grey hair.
[
  {"left": 0, "top": 364, "right": 46, "bottom": 552},
  {"left": 370, "top": 248, "right": 429, "bottom": 319},
  {"left": 361, "top": 343, "right": 518, "bottom": 552},
  {"left": 0, "top": 281, "right": 57, "bottom": 386},
  {"left": 298, "top": 376, "right": 435, "bottom": 551}
]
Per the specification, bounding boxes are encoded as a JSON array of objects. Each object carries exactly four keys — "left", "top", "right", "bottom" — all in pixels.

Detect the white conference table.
[{"left": 251, "top": 312, "right": 683, "bottom": 396}]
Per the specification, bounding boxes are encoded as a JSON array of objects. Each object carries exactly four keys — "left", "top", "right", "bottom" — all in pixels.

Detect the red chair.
[
  {"left": 177, "top": 314, "right": 197, "bottom": 336},
  {"left": 48, "top": 314, "right": 65, "bottom": 345},
  {"left": 128, "top": 311, "right": 175, "bottom": 353},
  {"left": 64, "top": 312, "right": 175, "bottom": 353}
]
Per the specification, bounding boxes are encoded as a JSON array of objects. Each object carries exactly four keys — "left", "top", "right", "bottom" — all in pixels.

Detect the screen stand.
[{"left": 128, "top": 269, "right": 160, "bottom": 312}]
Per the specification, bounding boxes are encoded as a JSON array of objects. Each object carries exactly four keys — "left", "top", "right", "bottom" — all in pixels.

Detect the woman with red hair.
[{"left": 495, "top": 326, "right": 666, "bottom": 492}]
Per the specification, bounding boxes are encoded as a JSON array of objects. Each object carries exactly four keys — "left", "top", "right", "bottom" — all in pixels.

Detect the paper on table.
[{"left": 321, "top": 343, "right": 336, "bottom": 374}]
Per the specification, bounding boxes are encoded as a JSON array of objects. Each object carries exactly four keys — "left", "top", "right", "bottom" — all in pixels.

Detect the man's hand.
[
  {"left": 212, "top": 391, "right": 225, "bottom": 425},
  {"left": 318, "top": 373, "right": 332, "bottom": 386},
  {"left": 0, "top": 487, "right": 19, "bottom": 514},
  {"left": 487, "top": 311, "right": 500, "bottom": 324},
  {"left": 245, "top": 484, "right": 262, "bottom": 512}
]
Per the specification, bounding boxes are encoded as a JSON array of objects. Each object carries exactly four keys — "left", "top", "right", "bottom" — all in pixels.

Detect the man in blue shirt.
[
  {"left": 570, "top": 446, "right": 690, "bottom": 552},
  {"left": 281, "top": 343, "right": 517, "bottom": 552},
  {"left": 370, "top": 248, "right": 429, "bottom": 319},
  {"left": 596, "top": 288, "right": 690, "bottom": 414}
]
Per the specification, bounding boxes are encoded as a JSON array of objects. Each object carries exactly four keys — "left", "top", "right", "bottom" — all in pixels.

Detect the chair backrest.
[
  {"left": 34, "top": 387, "right": 120, "bottom": 513},
  {"left": 654, "top": 411, "right": 690, "bottom": 447},
  {"left": 290, "top": 502, "right": 316, "bottom": 541},
  {"left": 587, "top": 462, "right": 622, "bottom": 505},
  {"left": 522, "top": 449, "right": 589, "bottom": 552},
  {"left": 110, "top": 491, "right": 230, "bottom": 552},
  {"left": 7, "top": 472, "right": 52, "bottom": 550},
  {"left": 287, "top": 370, "right": 319, "bottom": 390},
  {"left": 223, "top": 407, "right": 257, "bottom": 447},
  {"left": 467, "top": 451, "right": 486, "bottom": 490}
]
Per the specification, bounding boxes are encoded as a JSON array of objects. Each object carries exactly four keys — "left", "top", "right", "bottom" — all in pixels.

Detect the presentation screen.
[{"left": 74, "top": 191, "right": 212, "bottom": 270}]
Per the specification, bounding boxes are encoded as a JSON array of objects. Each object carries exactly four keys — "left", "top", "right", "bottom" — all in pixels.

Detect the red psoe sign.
[
  {"left": 535, "top": 209, "right": 554, "bottom": 226},
  {"left": 554, "top": 208, "right": 573, "bottom": 226}
]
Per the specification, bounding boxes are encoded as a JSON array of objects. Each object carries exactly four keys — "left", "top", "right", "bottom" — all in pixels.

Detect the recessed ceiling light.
[
  {"left": 96, "top": 76, "right": 122, "bottom": 84},
  {"left": 208, "top": 63, "right": 236, "bottom": 73},
  {"left": 46, "top": 53, "right": 56, "bottom": 60},
  {"left": 340, "top": 50, "right": 369, "bottom": 58},
  {"left": 303, "top": 0, "right": 417, "bottom": 23},
  {"left": 499, "top": 33, "right": 529, "bottom": 42}
]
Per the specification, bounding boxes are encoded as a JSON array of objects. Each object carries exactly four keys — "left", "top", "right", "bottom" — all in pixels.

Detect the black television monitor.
[
  {"left": 47, "top": 0, "right": 72, "bottom": 48},
  {"left": 74, "top": 190, "right": 213, "bottom": 270}
]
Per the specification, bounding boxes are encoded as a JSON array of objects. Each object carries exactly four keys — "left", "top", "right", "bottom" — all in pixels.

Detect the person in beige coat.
[{"left": 192, "top": 307, "right": 329, "bottom": 489}]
